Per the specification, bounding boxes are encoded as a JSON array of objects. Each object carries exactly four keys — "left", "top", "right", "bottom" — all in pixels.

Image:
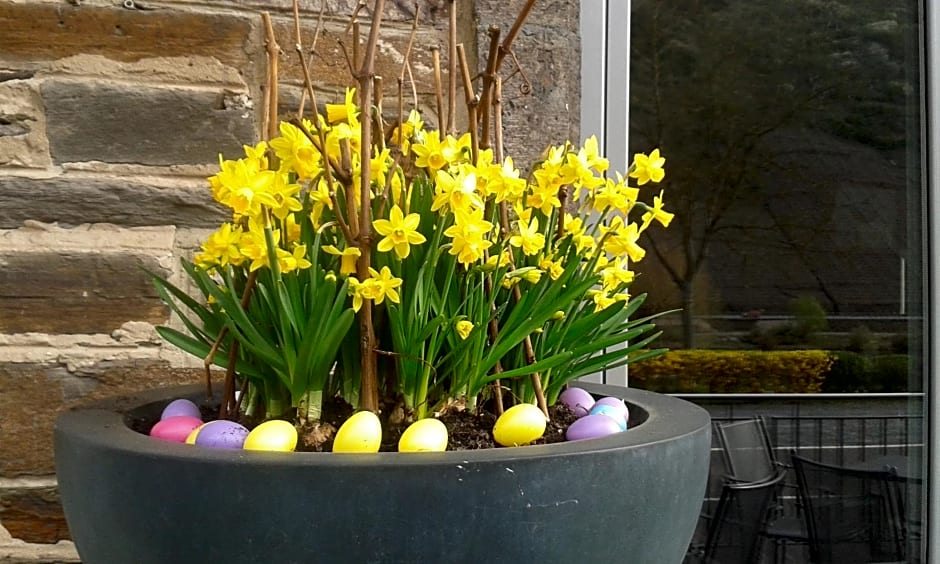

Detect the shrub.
[
  {"left": 788, "top": 296, "right": 828, "bottom": 340},
  {"left": 628, "top": 350, "right": 832, "bottom": 393}
]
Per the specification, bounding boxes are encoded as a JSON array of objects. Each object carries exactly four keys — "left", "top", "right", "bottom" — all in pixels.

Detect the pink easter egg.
[{"left": 150, "top": 416, "right": 204, "bottom": 443}]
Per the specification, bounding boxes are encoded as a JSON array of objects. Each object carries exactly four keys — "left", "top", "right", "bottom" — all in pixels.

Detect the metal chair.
[
  {"left": 790, "top": 451, "right": 905, "bottom": 563},
  {"left": 714, "top": 417, "right": 807, "bottom": 561},
  {"left": 690, "top": 469, "right": 788, "bottom": 564},
  {"left": 715, "top": 416, "right": 784, "bottom": 481}
]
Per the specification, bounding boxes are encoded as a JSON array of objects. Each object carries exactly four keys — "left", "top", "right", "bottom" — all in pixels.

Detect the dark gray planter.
[{"left": 54, "top": 382, "right": 710, "bottom": 564}]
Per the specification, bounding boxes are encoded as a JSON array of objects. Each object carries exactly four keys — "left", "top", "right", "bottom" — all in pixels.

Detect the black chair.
[
  {"left": 715, "top": 416, "right": 785, "bottom": 481},
  {"left": 790, "top": 451, "right": 905, "bottom": 563},
  {"left": 714, "top": 418, "right": 807, "bottom": 561},
  {"left": 690, "top": 469, "right": 788, "bottom": 564}
]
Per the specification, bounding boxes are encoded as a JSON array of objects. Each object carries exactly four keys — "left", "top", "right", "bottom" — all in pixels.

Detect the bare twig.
[
  {"left": 354, "top": 0, "right": 388, "bottom": 413},
  {"left": 447, "top": 0, "right": 457, "bottom": 135},
  {"left": 431, "top": 46, "right": 446, "bottom": 131},
  {"left": 479, "top": 26, "right": 501, "bottom": 150},
  {"left": 294, "top": 0, "right": 326, "bottom": 119},
  {"left": 261, "top": 12, "right": 280, "bottom": 142},
  {"left": 456, "top": 43, "right": 478, "bottom": 164}
]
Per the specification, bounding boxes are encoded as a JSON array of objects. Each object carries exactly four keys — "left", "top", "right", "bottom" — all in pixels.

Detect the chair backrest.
[
  {"left": 790, "top": 452, "right": 904, "bottom": 563},
  {"left": 702, "top": 469, "right": 787, "bottom": 564},
  {"left": 715, "top": 417, "right": 777, "bottom": 482}
]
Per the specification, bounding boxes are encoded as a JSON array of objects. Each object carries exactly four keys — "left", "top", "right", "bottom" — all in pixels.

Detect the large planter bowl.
[{"left": 55, "top": 382, "right": 710, "bottom": 564}]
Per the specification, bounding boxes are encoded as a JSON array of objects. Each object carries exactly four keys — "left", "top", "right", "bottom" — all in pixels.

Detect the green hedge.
[
  {"left": 628, "top": 350, "right": 833, "bottom": 393},
  {"left": 823, "top": 351, "right": 913, "bottom": 393}
]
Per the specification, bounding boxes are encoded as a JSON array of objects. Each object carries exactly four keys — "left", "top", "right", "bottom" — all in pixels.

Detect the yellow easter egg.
[
  {"left": 333, "top": 411, "right": 382, "bottom": 453},
  {"left": 398, "top": 418, "right": 448, "bottom": 452},
  {"left": 185, "top": 423, "right": 206, "bottom": 445},
  {"left": 243, "top": 419, "right": 298, "bottom": 452},
  {"left": 493, "top": 404, "right": 547, "bottom": 447}
]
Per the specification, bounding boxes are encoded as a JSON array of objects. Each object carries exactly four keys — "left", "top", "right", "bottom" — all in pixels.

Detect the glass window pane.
[{"left": 627, "top": 1, "right": 927, "bottom": 560}]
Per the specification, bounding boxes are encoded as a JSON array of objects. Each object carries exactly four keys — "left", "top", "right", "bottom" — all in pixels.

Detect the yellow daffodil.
[
  {"left": 443, "top": 206, "right": 494, "bottom": 267},
  {"left": 269, "top": 120, "right": 320, "bottom": 180},
  {"left": 629, "top": 149, "right": 666, "bottom": 185},
  {"left": 326, "top": 87, "right": 359, "bottom": 125},
  {"left": 323, "top": 245, "right": 362, "bottom": 276},
  {"left": 374, "top": 205, "right": 426, "bottom": 259},
  {"left": 413, "top": 130, "right": 448, "bottom": 174},
  {"left": 195, "top": 222, "right": 244, "bottom": 269},
  {"left": 456, "top": 320, "right": 473, "bottom": 340},
  {"left": 432, "top": 169, "right": 485, "bottom": 213},
  {"left": 600, "top": 217, "right": 646, "bottom": 263},
  {"left": 348, "top": 266, "right": 403, "bottom": 312},
  {"left": 640, "top": 190, "right": 675, "bottom": 231},
  {"left": 509, "top": 215, "right": 546, "bottom": 256}
]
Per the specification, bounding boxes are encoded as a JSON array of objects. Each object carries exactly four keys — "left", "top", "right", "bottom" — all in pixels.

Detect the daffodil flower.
[
  {"left": 629, "top": 149, "right": 666, "bottom": 185},
  {"left": 323, "top": 245, "right": 362, "bottom": 276},
  {"left": 373, "top": 205, "right": 426, "bottom": 259}
]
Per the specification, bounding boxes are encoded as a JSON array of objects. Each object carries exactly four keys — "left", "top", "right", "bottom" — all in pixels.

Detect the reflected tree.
[{"left": 629, "top": 0, "right": 915, "bottom": 347}]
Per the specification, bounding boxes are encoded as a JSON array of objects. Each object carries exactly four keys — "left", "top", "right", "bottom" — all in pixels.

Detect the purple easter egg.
[
  {"left": 194, "top": 420, "right": 250, "bottom": 449},
  {"left": 594, "top": 396, "right": 629, "bottom": 422},
  {"left": 150, "top": 416, "right": 204, "bottom": 443},
  {"left": 161, "top": 398, "right": 202, "bottom": 421},
  {"left": 589, "top": 404, "right": 628, "bottom": 430},
  {"left": 558, "top": 387, "right": 596, "bottom": 418},
  {"left": 565, "top": 414, "right": 623, "bottom": 441}
]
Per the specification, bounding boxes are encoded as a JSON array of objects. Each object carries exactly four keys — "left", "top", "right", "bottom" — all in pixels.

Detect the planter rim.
[{"left": 56, "top": 381, "right": 709, "bottom": 466}]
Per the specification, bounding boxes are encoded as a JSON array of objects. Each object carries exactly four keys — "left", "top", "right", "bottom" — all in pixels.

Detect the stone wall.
[{"left": 0, "top": 0, "right": 579, "bottom": 560}]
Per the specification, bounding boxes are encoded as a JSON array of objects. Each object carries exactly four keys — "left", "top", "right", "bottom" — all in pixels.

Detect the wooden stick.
[
  {"left": 479, "top": 26, "right": 501, "bottom": 151},
  {"left": 354, "top": 0, "right": 388, "bottom": 413},
  {"left": 447, "top": 0, "right": 457, "bottom": 135},
  {"left": 261, "top": 12, "right": 280, "bottom": 142},
  {"left": 431, "top": 46, "right": 446, "bottom": 131},
  {"left": 456, "top": 43, "right": 478, "bottom": 164}
]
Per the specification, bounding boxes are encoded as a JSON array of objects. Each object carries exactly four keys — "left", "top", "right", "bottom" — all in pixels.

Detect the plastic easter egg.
[
  {"left": 160, "top": 398, "right": 202, "bottom": 421},
  {"left": 244, "top": 420, "right": 298, "bottom": 452},
  {"left": 149, "top": 416, "right": 203, "bottom": 443},
  {"left": 185, "top": 423, "right": 206, "bottom": 445},
  {"left": 333, "top": 411, "right": 382, "bottom": 453},
  {"left": 589, "top": 404, "right": 627, "bottom": 430},
  {"left": 493, "top": 404, "right": 547, "bottom": 447},
  {"left": 566, "top": 413, "right": 623, "bottom": 441},
  {"left": 399, "top": 418, "right": 448, "bottom": 452},
  {"left": 194, "top": 420, "right": 250, "bottom": 449},
  {"left": 594, "top": 396, "right": 629, "bottom": 423},
  {"left": 558, "top": 387, "right": 595, "bottom": 418}
]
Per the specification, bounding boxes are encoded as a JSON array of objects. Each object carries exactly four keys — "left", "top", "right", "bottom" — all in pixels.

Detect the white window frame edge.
[
  {"left": 926, "top": 0, "right": 938, "bottom": 558},
  {"left": 580, "top": 1, "right": 631, "bottom": 386}
]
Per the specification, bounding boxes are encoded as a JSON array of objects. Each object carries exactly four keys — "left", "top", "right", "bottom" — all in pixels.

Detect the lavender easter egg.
[
  {"left": 558, "top": 387, "right": 595, "bottom": 418},
  {"left": 566, "top": 414, "right": 623, "bottom": 441},
  {"left": 594, "top": 396, "right": 629, "bottom": 422},
  {"left": 160, "top": 398, "right": 202, "bottom": 421},
  {"left": 589, "top": 404, "right": 627, "bottom": 430},
  {"left": 194, "top": 420, "right": 250, "bottom": 449},
  {"left": 150, "top": 416, "right": 203, "bottom": 443}
]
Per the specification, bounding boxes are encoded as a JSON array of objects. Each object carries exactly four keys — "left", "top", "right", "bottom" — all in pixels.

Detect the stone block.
[
  {"left": 0, "top": 175, "right": 227, "bottom": 229},
  {"left": 0, "top": 3, "right": 252, "bottom": 67},
  {"left": 0, "top": 487, "right": 69, "bottom": 544},
  {"left": 471, "top": 0, "right": 580, "bottom": 169},
  {"left": 0, "top": 251, "right": 169, "bottom": 334},
  {"left": 0, "top": 361, "right": 205, "bottom": 478},
  {"left": 271, "top": 17, "right": 443, "bottom": 97},
  {"left": 41, "top": 80, "right": 257, "bottom": 166},
  {"left": 0, "top": 81, "right": 51, "bottom": 170}
]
